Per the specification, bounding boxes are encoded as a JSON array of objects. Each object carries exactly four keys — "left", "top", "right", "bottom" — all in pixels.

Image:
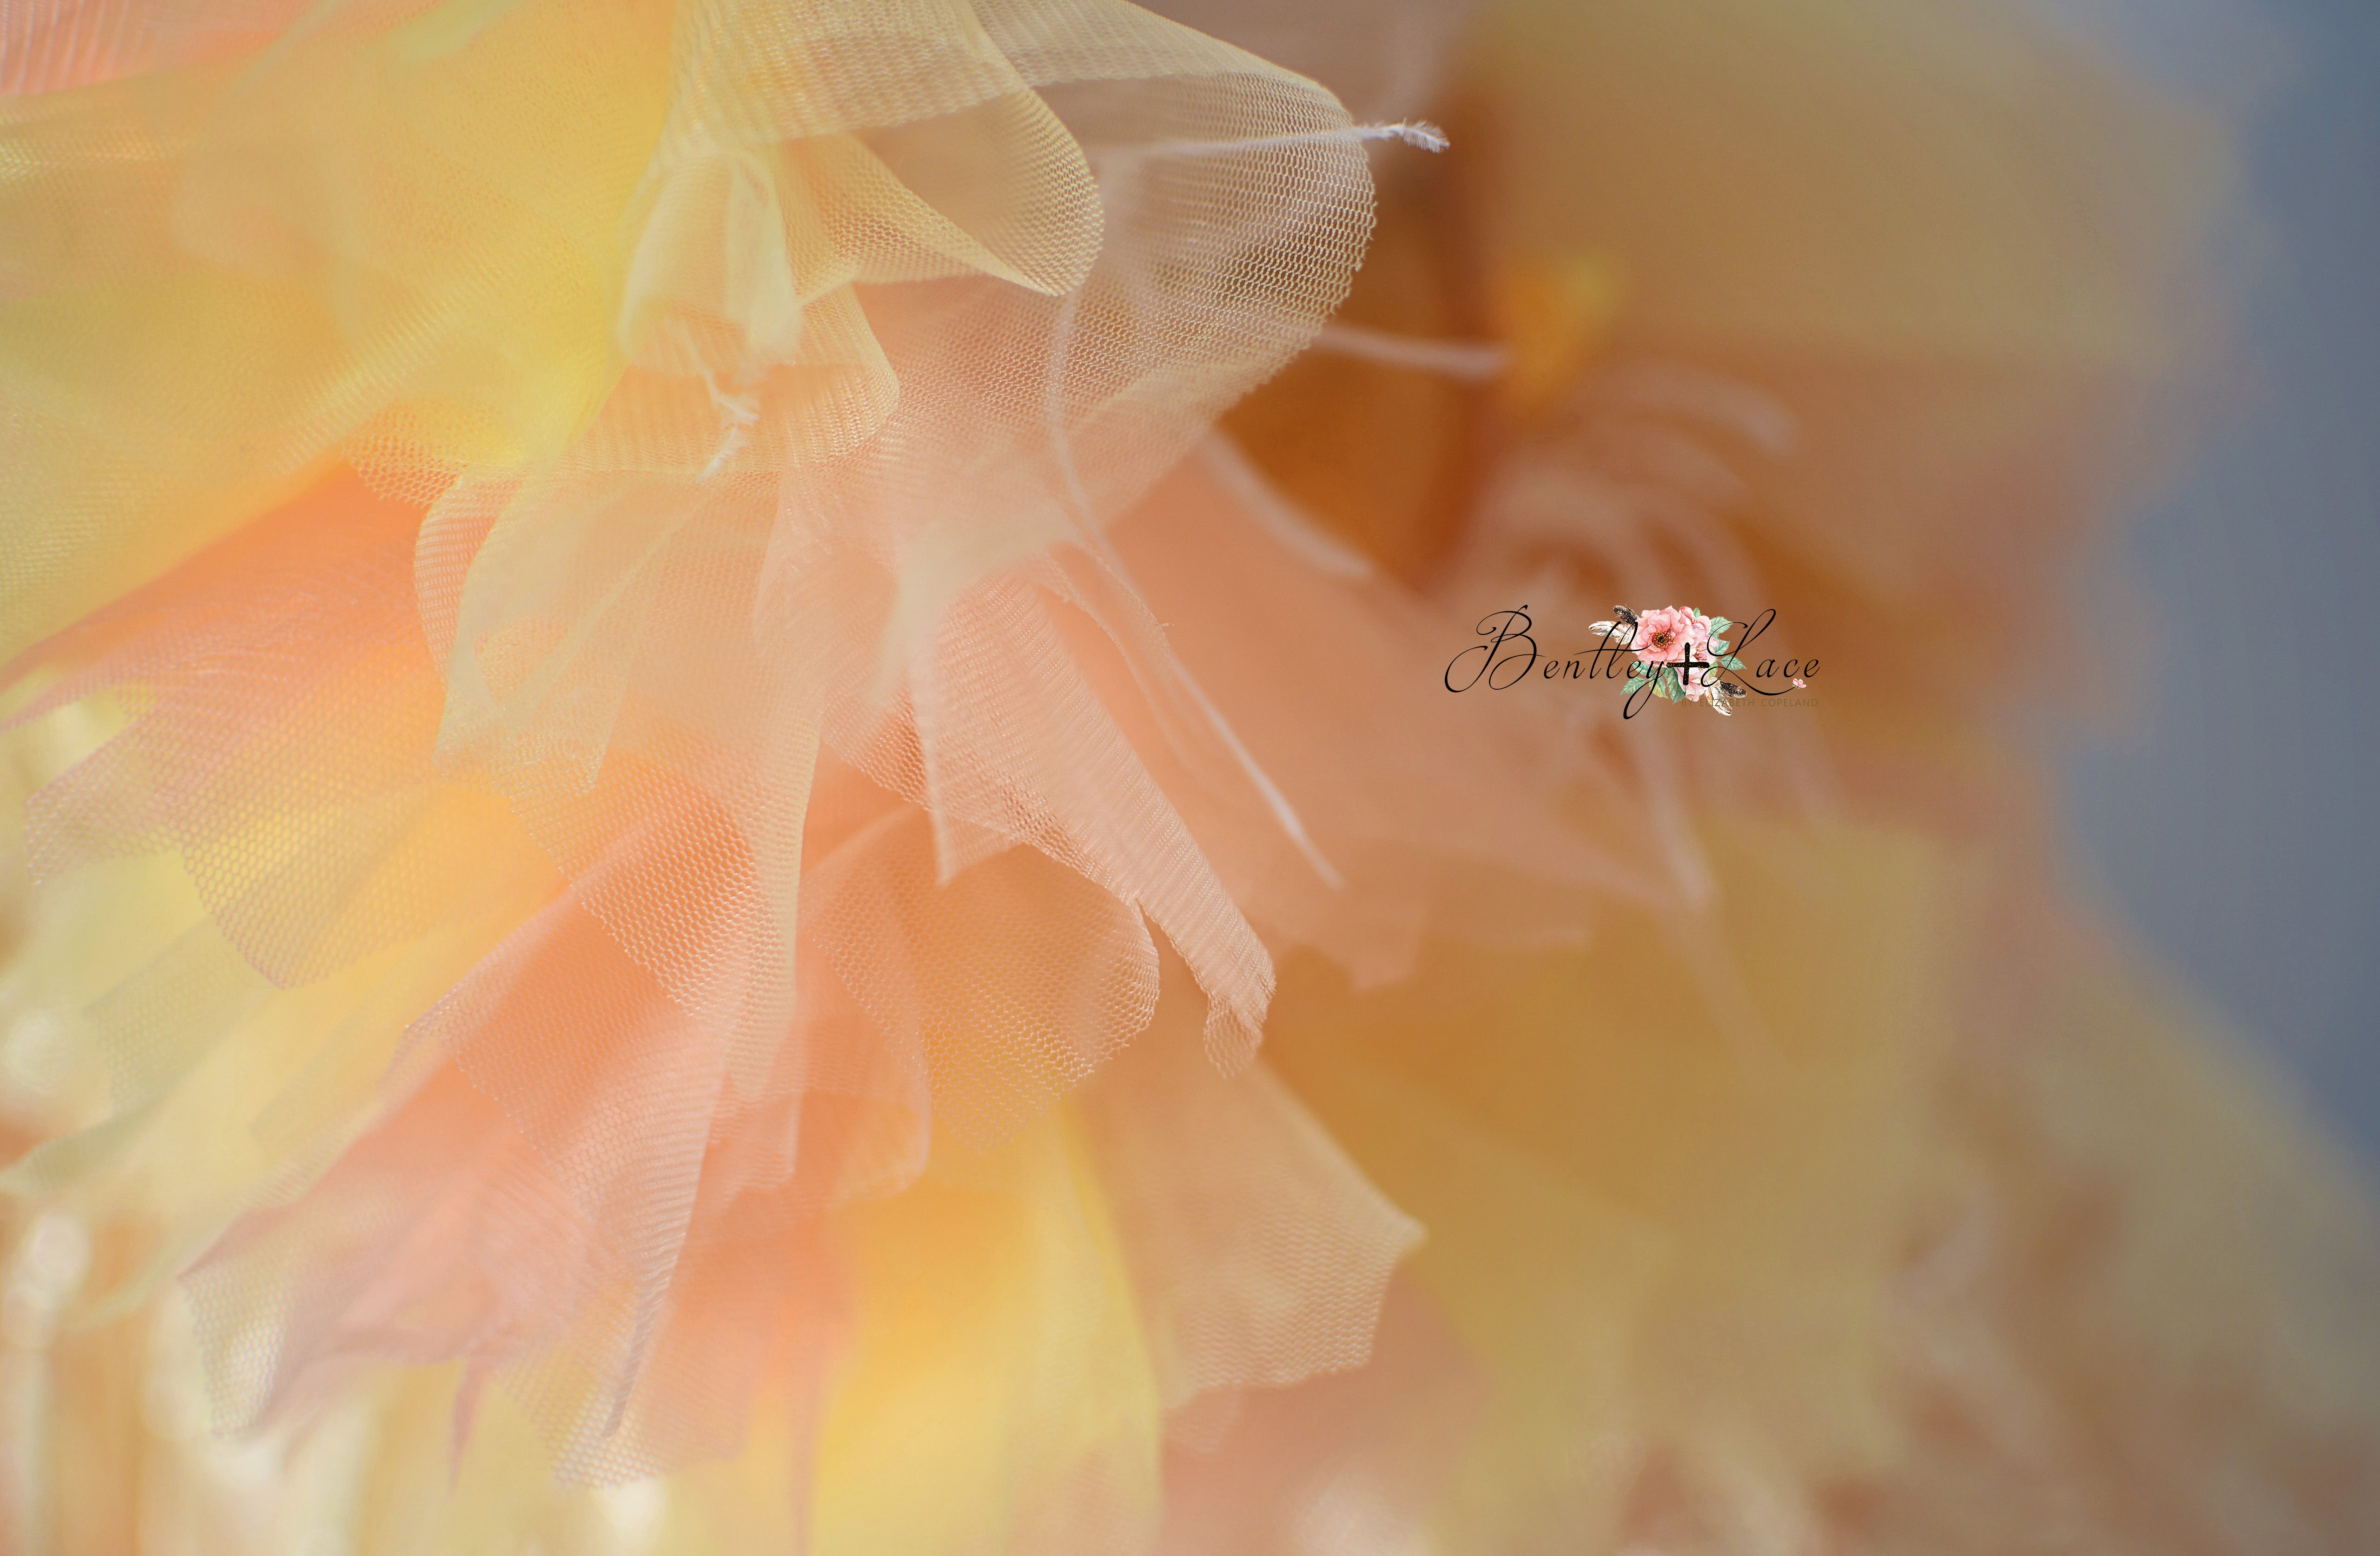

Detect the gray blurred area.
[{"left": 2052, "top": 0, "right": 2380, "bottom": 1164}]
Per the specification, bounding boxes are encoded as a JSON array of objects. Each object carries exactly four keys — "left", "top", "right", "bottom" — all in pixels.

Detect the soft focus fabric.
[{"left": 1, "top": 1, "right": 2375, "bottom": 1553}]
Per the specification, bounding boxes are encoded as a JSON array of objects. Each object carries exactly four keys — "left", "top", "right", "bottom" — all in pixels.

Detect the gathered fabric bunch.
[{"left": 2, "top": 1, "right": 2376, "bottom": 1553}]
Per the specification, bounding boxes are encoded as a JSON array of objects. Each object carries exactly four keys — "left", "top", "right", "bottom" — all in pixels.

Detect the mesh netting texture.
[
  {"left": 4, "top": 1, "right": 2380, "bottom": 1554},
  {"left": 0, "top": 0, "right": 1617, "bottom": 1506}
]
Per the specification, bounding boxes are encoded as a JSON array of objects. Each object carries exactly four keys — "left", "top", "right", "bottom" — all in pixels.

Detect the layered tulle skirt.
[{"left": 2, "top": 1, "right": 2375, "bottom": 1552}]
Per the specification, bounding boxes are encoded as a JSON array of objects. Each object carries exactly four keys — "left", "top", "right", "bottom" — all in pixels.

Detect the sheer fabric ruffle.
[{"left": 2, "top": 1, "right": 2375, "bottom": 1553}]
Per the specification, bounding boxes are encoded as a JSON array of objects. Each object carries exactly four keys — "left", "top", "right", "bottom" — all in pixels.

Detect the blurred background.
[{"left": 2048, "top": 0, "right": 2380, "bottom": 1165}]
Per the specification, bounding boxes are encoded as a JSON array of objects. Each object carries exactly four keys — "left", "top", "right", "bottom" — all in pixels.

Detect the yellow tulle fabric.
[{"left": 2, "top": 1, "right": 2376, "bottom": 1553}]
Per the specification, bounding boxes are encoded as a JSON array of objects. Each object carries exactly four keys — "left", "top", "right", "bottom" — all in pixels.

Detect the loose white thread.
[
  {"left": 1136, "top": 119, "right": 1449, "bottom": 162},
  {"left": 1086, "top": 120, "right": 1451, "bottom": 188},
  {"left": 700, "top": 368, "right": 761, "bottom": 479},
  {"left": 1312, "top": 322, "right": 1508, "bottom": 382},
  {"left": 1199, "top": 437, "right": 1375, "bottom": 580},
  {"left": 668, "top": 311, "right": 764, "bottom": 480}
]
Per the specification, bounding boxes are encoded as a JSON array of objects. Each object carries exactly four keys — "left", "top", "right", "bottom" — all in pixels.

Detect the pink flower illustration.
[{"left": 1632, "top": 607, "right": 1695, "bottom": 664}]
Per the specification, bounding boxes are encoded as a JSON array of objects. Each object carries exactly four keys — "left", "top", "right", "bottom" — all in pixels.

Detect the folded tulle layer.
[
  {"left": 0, "top": 0, "right": 1645, "bottom": 1495},
  {"left": 3, "top": 0, "right": 2377, "bottom": 1553}
]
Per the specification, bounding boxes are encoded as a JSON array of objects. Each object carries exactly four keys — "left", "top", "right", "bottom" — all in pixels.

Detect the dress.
[{"left": 0, "top": 2, "right": 2374, "bottom": 1552}]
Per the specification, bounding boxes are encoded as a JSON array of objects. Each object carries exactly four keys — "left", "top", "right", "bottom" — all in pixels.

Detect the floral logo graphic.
[
  {"left": 1446, "top": 605, "right": 1814, "bottom": 717},
  {"left": 1588, "top": 605, "right": 1803, "bottom": 716}
]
